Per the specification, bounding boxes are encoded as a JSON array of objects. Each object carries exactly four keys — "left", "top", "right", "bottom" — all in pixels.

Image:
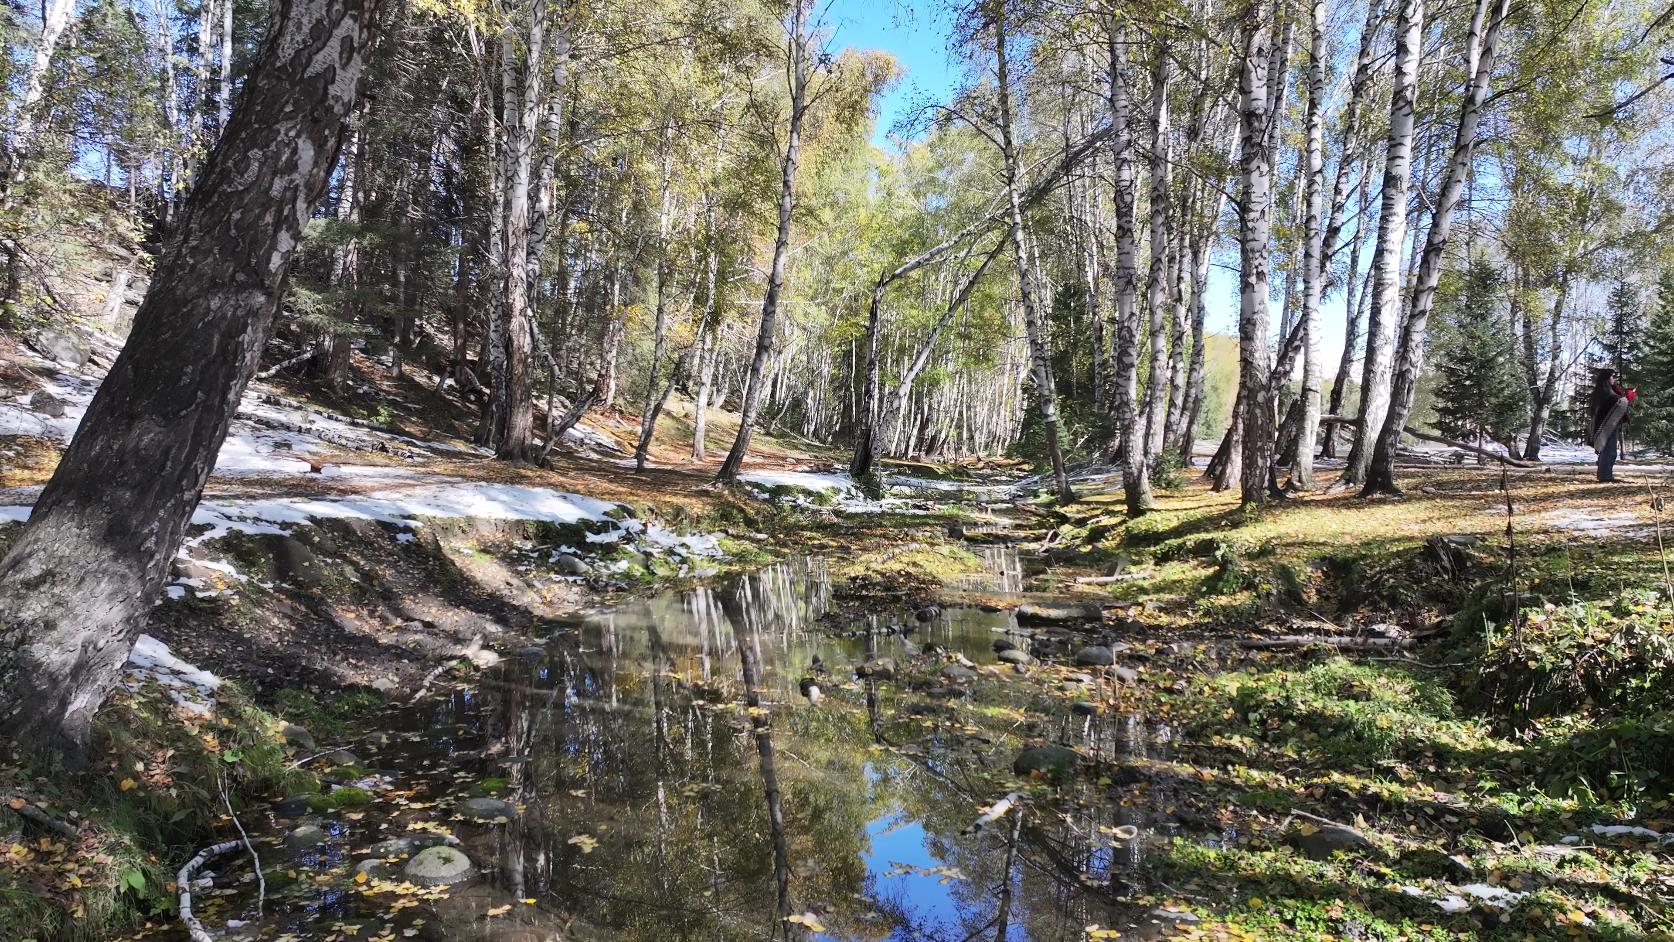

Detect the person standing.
[{"left": 1590, "top": 368, "right": 1634, "bottom": 482}]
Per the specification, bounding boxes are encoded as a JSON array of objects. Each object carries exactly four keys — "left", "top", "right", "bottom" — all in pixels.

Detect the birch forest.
[{"left": 3, "top": 0, "right": 1674, "bottom": 938}]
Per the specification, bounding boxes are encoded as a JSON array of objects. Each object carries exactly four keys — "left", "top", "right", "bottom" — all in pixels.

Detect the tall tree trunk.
[
  {"left": 2, "top": 0, "right": 76, "bottom": 198},
  {"left": 1131, "top": 46, "right": 1172, "bottom": 513},
  {"left": 0, "top": 0, "right": 388, "bottom": 764},
  {"left": 1322, "top": 173, "right": 1373, "bottom": 457},
  {"left": 218, "top": 0, "right": 235, "bottom": 129},
  {"left": 996, "top": 8, "right": 1072, "bottom": 502},
  {"left": 1236, "top": 0, "right": 1276, "bottom": 505},
  {"left": 316, "top": 121, "right": 361, "bottom": 389},
  {"left": 1176, "top": 231, "right": 1212, "bottom": 467},
  {"left": 1366, "top": 0, "right": 1508, "bottom": 493},
  {"left": 1293, "top": 0, "right": 1327, "bottom": 489},
  {"left": 1107, "top": 30, "right": 1141, "bottom": 481},
  {"left": 718, "top": 0, "right": 809, "bottom": 483},
  {"left": 1341, "top": 0, "right": 1424, "bottom": 487}
]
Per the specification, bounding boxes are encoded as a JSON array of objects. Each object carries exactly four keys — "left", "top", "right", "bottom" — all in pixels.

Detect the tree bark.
[
  {"left": 1132, "top": 46, "right": 1172, "bottom": 513},
  {"left": 1236, "top": 0, "right": 1276, "bottom": 505},
  {"left": 1107, "top": 29, "right": 1141, "bottom": 487},
  {"left": 0, "top": 0, "right": 390, "bottom": 763},
  {"left": 718, "top": 0, "right": 808, "bottom": 483},
  {"left": 1366, "top": 0, "right": 1509, "bottom": 494},
  {"left": 1341, "top": 0, "right": 1424, "bottom": 487},
  {"left": 1293, "top": 0, "right": 1327, "bottom": 489}
]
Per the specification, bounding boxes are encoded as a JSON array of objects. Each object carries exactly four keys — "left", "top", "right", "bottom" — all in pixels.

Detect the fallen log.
[
  {"left": 178, "top": 840, "right": 242, "bottom": 942},
  {"left": 1238, "top": 634, "right": 1416, "bottom": 651},
  {"left": 1317, "top": 417, "right": 1542, "bottom": 469}
]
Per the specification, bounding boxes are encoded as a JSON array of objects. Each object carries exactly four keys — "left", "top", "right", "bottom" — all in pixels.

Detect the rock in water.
[
  {"left": 1111, "top": 666, "right": 1140, "bottom": 684},
  {"left": 1071, "top": 701, "right": 1097, "bottom": 716},
  {"left": 458, "top": 798, "right": 519, "bottom": 823},
  {"left": 1013, "top": 745, "right": 1078, "bottom": 784},
  {"left": 1288, "top": 821, "right": 1376, "bottom": 860},
  {"left": 554, "top": 554, "right": 590, "bottom": 576},
  {"left": 284, "top": 824, "right": 327, "bottom": 850},
  {"left": 915, "top": 605, "right": 942, "bottom": 622},
  {"left": 996, "top": 648, "right": 1032, "bottom": 666},
  {"left": 941, "top": 664, "right": 977, "bottom": 682},
  {"left": 271, "top": 796, "right": 312, "bottom": 818},
  {"left": 1016, "top": 601, "right": 1103, "bottom": 625},
  {"left": 992, "top": 638, "right": 1018, "bottom": 653},
  {"left": 1074, "top": 646, "right": 1114, "bottom": 667},
  {"left": 857, "top": 657, "right": 896, "bottom": 680},
  {"left": 403, "top": 846, "right": 474, "bottom": 886}
]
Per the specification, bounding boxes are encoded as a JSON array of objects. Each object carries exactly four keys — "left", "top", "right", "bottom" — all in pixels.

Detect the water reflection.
[{"left": 204, "top": 550, "right": 1192, "bottom": 941}]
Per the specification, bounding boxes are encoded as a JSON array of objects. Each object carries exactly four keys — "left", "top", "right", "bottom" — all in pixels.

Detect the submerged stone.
[
  {"left": 996, "top": 648, "right": 1032, "bottom": 665},
  {"left": 1013, "top": 745, "right": 1078, "bottom": 783},
  {"left": 459, "top": 797, "right": 518, "bottom": 823},
  {"left": 404, "top": 845, "right": 474, "bottom": 886},
  {"left": 284, "top": 824, "right": 327, "bottom": 850},
  {"left": 1017, "top": 601, "right": 1103, "bottom": 625}
]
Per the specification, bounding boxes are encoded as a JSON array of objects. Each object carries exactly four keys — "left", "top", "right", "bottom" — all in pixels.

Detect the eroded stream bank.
[{"left": 137, "top": 546, "right": 1213, "bottom": 942}]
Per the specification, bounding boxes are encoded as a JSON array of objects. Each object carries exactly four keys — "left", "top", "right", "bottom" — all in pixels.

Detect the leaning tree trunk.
[
  {"left": 718, "top": 1, "right": 808, "bottom": 483},
  {"left": 1323, "top": 174, "right": 1373, "bottom": 457},
  {"left": 996, "top": 10, "right": 1072, "bottom": 503},
  {"left": 1341, "top": 0, "right": 1424, "bottom": 487},
  {"left": 1366, "top": 0, "right": 1508, "bottom": 494},
  {"left": 1236, "top": 0, "right": 1276, "bottom": 505},
  {"left": 1292, "top": 0, "right": 1327, "bottom": 489},
  {"left": 0, "top": 0, "right": 389, "bottom": 764}
]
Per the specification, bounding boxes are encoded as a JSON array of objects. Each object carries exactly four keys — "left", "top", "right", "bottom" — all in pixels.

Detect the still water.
[{"left": 176, "top": 550, "right": 1192, "bottom": 942}]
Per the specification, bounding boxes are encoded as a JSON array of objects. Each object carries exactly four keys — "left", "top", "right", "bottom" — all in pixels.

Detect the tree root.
[
  {"left": 2, "top": 795, "right": 80, "bottom": 839},
  {"left": 178, "top": 840, "right": 243, "bottom": 942}
]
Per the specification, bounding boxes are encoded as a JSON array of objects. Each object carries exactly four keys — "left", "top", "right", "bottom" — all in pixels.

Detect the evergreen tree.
[
  {"left": 1431, "top": 258, "right": 1527, "bottom": 454},
  {"left": 1635, "top": 271, "right": 1674, "bottom": 452},
  {"left": 1603, "top": 278, "right": 1643, "bottom": 380}
]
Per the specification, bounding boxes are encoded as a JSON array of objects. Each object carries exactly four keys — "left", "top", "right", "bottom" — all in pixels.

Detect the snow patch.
[{"left": 125, "top": 633, "right": 222, "bottom": 713}]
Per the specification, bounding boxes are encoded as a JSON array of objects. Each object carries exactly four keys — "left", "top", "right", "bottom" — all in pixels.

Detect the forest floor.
[{"left": 1, "top": 337, "right": 1672, "bottom": 942}]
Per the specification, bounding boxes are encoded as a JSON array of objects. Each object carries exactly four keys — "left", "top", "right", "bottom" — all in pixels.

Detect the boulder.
[
  {"left": 29, "top": 328, "right": 88, "bottom": 366},
  {"left": 325, "top": 750, "right": 360, "bottom": 767},
  {"left": 1013, "top": 745, "right": 1078, "bottom": 784},
  {"left": 458, "top": 797, "right": 519, "bottom": 823},
  {"left": 996, "top": 649, "right": 1032, "bottom": 666},
  {"left": 403, "top": 846, "right": 474, "bottom": 886},
  {"left": 280, "top": 724, "right": 316, "bottom": 750},
  {"left": 857, "top": 657, "right": 896, "bottom": 680},
  {"left": 1074, "top": 646, "right": 1114, "bottom": 667},
  {"left": 940, "top": 664, "right": 977, "bottom": 682},
  {"left": 1111, "top": 666, "right": 1140, "bottom": 684},
  {"left": 1016, "top": 601, "right": 1104, "bottom": 625},
  {"left": 992, "top": 638, "right": 1018, "bottom": 653},
  {"left": 1288, "top": 821, "right": 1376, "bottom": 860}
]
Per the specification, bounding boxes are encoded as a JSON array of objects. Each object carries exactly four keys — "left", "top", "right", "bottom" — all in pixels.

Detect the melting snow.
[{"left": 126, "top": 633, "right": 222, "bottom": 713}]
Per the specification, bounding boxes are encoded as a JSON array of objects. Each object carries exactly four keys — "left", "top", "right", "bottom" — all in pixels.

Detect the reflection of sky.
[{"left": 863, "top": 812, "right": 972, "bottom": 940}]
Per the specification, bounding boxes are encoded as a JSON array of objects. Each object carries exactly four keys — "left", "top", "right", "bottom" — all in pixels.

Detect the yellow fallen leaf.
[
  {"left": 119, "top": 778, "right": 138, "bottom": 792},
  {"left": 486, "top": 904, "right": 512, "bottom": 917},
  {"left": 355, "top": 871, "right": 369, "bottom": 885}
]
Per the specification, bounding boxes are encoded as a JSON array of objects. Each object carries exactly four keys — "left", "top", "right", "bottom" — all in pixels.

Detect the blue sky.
[{"left": 822, "top": 0, "right": 1356, "bottom": 370}]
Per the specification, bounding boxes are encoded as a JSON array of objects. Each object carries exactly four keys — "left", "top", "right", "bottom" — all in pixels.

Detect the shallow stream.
[{"left": 164, "top": 548, "right": 1198, "bottom": 942}]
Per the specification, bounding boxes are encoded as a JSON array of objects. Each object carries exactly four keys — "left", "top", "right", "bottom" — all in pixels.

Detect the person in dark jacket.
[{"left": 1590, "top": 368, "right": 1633, "bottom": 482}]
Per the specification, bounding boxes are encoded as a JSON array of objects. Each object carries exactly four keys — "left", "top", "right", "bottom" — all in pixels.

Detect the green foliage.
[
  {"left": 1468, "top": 591, "right": 1674, "bottom": 725},
  {"left": 1630, "top": 270, "right": 1674, "bottom": 451},
  {"left": 1431, "top": 259, "right": 1526, "bottom": 450}
]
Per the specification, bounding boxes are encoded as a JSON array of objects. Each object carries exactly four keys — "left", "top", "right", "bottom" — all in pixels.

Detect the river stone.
[
  {"left": 325, "top": 749, "right": 360, "bottom": 766},
  {"left": 996, "top": 648, "right": 1032, "bottom": 666},
  {"left": 979, "top": 603, "right": 1003, "bottom": 613},
  {"left": 516, "top": 646, "right": 547, "bottom": 660},
  {"left": 992, "top": 638, "right": 1017, "bottom": 653},
  {"left": 403, "top": 845, "right": 474, "bottom": 886},
  {"left": 459, "top": 797, "right": 519, "bottom": 823},
  {"left": 1071, "top": 701, "right": 1098, "bottom": 716},
  {"left": 1013, "top": 745, "right": 1078, "bottom": 784},
  {"left": 368, "top": 836, "right": 417, "bottom": 857},
  {"left": 371, "top": 678, "right": 397, "bottom": 695},
  {"left": 1112, "top": 666, "right": 1140, "bottom": 684},
  {"left": 285, "top": 824, "right": 327, "bottom": 850},
  {"left": 271, "top": 796, "right": 312, "bottom": 818},
  {"left": 355, "top": 859, "right": 396, "bottom": 880},
  {"left": 1065, "top": 672, "right": 1095, "bottom": 684},
  {"left": 1075, "top": 646, "right": 1115, "bottom": 667},
  {"left": 941, "top": 664, "right": 977, "bottom": 682},
  {"left": 281, "top": 724, "right": 315, "bottom": 750},
  {"left": 915, "top": 605, "right": 942, "bottom": 622},
  {"left": 858, "top": 657, "right": 896, "bottom": 680},
  {"left": 1016, "top": 601, "right": 1103, "bottom": 625},
  {"left": 554, "top": 554, "right": 590, "bottom": 576},
  {"left": 30, "top": 328, "right": 88, "bottom": 366},
  {"left": 1288, "top": 822, "right": 1376, "bottom": 860}
]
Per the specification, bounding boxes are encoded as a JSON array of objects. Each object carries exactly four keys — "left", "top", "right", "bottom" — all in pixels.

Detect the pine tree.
[
  {"left": 1432, "top": 259, "right": 1526, "bottom": 454},
  {"left": 1603, "top": 278, "right": 1643, "bottom": 381},
  {"left": 1635, "top": 271, "right": 1674, "bottom": 452}
]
